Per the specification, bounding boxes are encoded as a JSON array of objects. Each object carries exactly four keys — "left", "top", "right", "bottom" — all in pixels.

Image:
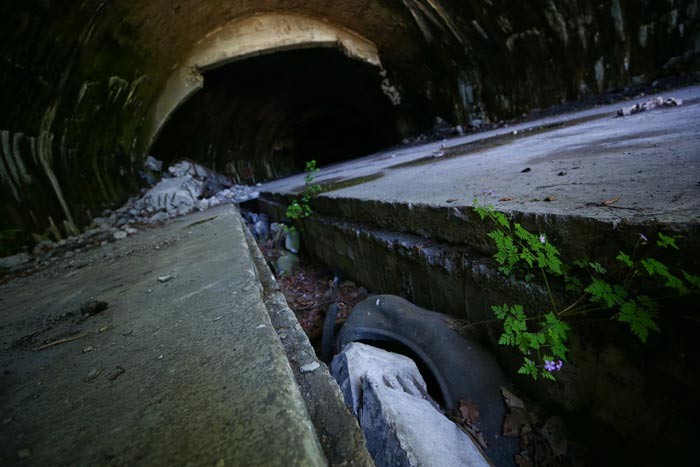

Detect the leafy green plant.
[
  {"left": 474, "top": 201, "right": 699, "bottom": 381},
  {"left": 285, "top": 160, "right": 321, "bottom": 232}
]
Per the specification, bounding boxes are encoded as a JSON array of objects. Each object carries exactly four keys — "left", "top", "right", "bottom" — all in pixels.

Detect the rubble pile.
[
  {"left": 0, "top": 157, "right": 259, "bottom": 273},
  {"left": 617, "top": 96, "right": 683, "bottom": 117}
]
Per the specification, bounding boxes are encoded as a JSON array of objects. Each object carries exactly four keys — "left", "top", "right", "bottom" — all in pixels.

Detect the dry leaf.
[
  {"left": 544, "top": 195, "right": 557, "bottom": 202},
  {"left": 515, "top": 454, "right": 533, "bottom": 467},
  {"left": 503, "top": 409, "right": 535, "bottom": 437},
  {"left": 499, "top": 196, "right": 513, "bottom": 202},
  {"left": 540, "top": 416, "right": 568, "bottom": 458},
  {"left": 600, "top": 196, "right": 620, "bottom": 206},
  {"left": 459, "top": 399, "right": 480, "bottom": 424}
]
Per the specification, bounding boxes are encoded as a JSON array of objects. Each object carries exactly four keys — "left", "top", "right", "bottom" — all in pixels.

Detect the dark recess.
[{"left": 151, "top": 47, "right": 400, "bottom": 183}]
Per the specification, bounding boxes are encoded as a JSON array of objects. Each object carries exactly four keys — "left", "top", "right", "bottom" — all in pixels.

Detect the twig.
[{"left": 33, "top": 332, "right": 89, "bottom": 351}]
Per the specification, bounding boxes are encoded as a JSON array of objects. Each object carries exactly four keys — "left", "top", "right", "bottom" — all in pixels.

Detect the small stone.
[
  {"left": 275, "top": 251, "right": 299, "bottom": 278},
  {"left": 145, "top": 155, "right": 163, "bottom": 172},
  {"left": 158, "top": 275, "right": 173, "bottom": 283},
  {"left": 0, "top": 253, "right": 32, "bottom": 270},
  {"left": 32, "top": 240, "right": 56, "bottom": 256},
  {"left": 108, "top": 366, "right": 126, "bottom": 381},
  {"left": 300, "top": 362, "right": 321, "bottom": 373},
  {"left": 80, "top": 300, "right": 109, "bottom": 316},
  {"left": 285, "top": 229, "right": 301, "bottom": 254},
  {"left": 98, "top": 324, "right": 109, "bottom": 333},
  {"left": 82, "top": 346, "right": 95, "bottom": 353},
  {"left": 86, "top": 368, "right": 102, "bottom": 381},
  {"left": 113, "top": 230, "right": 128, "bottom": 240},
  {"left": 124, "top": 227, "right": 138, "bottom": 236},
  {"left": 17, "top": 448, "right": 31, "bottom": 459},
  {"left": 256, "top": 324, "right": 266, "bottom": 329},
  {"left": 521, "top": 167, "right": 531, "bottom": 173}
]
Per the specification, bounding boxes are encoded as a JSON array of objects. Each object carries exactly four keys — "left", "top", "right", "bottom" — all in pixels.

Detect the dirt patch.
[{"left": 256, "top": 236, "right": 369, "bottom": 351}]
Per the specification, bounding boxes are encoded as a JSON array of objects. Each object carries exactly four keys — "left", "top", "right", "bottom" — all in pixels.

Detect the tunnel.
[
  {"left": 150, "top": 48, "right": 402, "bottom": 183},
  {"left": 0, "top": 1, "right": 698, "bottom": 251}
]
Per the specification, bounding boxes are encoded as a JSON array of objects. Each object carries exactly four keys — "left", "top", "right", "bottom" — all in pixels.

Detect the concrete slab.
[
  {"left": 261, "top": 85, "right": 700, "bottom": 225},
  {"left": 0, "top": 205, "right": 326, "bottom": 466}
]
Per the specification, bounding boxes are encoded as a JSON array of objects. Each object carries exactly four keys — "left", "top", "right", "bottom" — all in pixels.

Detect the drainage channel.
[
  {"left": 247, "top": 194, "right": 700, "bottom": 467},
  {"left": 241, "top": 206, "right": 598, "bottom": 467}
]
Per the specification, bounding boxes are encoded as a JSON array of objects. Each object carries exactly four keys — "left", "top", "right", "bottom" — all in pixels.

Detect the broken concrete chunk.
[
  {"left": 330, "top": 342, "right": 430, "bottom": 415},
  {"left": 141, "top": 176, "right": 204, "bottom": 214},
  {"left": 144, "top": 155, "right": 163, "bottom": 172},
  {"left": 32, "top": 240, "right": 56, "bottom": 256},
  {"left": 300, "top": 362, "right": 321, "bottom": 373},
  {"left": 275, "top": 251, "right": 299, "bottom": 278},
  {"left": 617, "top": 96, "right": 683, "bottom": 117},
  {"left": 361, "top": 375, "right": 491, "bottom": 467},
  {"left": 285, "top": 229, "right": 301, "bottom": 254},
  {"left": 0, "top": 253, "right": 32, "bottom": 270}
]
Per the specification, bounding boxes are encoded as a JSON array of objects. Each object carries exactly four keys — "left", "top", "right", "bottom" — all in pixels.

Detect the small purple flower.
[
  {"left": 544, "top": 360, "right": 564, "bottom": 372},
  {"left": 639, "top": 233, "right": 648, "bottom": 243},
  {"left": 539, "top": 234, "right": 546, "bottom": 244}
]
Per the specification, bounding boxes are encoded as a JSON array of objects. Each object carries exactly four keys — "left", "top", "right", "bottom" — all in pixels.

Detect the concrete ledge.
[
  {"left": 0, "top": 205, "right": 325, "bottom": 466},
  {"left": 243, "top": 222, "right": 374, "bottom": 466}
]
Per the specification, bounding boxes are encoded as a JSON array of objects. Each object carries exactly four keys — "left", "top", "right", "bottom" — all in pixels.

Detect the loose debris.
[
  {"left": 501, "top": 387, "right": 583, "bottom": 466},
  {"left": 617, "top": 96, "right": 682, "bottom": 117},
  {"left": 300, "top": 362, "right": 321, "bottom": 373},
  {"left": 86, "top": 368, "right": 102, "bottom": 382},
  {"left": 451, "top": 398, "right": 489, "bottom": 450},
  {"left": 108, "top": 366, "right": 126, "bottom": 381},
  {"left": 80, "top": 300, "right": 109, "bottom": 317},
  {"left": 599, "top": 196, "right": 620, "bottom": 206},
  {"left": 0, "top": 157, "right": 260, "bottom": 282},
  {"left": 33, "top": 332, "right": 89, "bottom": 351},
  {"left": 246, "top": 211, "right": 369, "bottom": 347}
]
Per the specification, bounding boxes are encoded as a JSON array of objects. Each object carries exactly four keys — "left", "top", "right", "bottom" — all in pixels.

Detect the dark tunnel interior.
[{"left": 151, "top": 48, "right": 401, "bottom": 183}]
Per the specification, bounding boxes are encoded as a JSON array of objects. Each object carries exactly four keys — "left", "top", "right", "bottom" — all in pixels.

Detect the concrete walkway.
[
  {"left": 0, "top": 205, "right": 333, "bottom": 466},
  {"left": 262, "top": 85, "right": 700, "bottom": 225}
]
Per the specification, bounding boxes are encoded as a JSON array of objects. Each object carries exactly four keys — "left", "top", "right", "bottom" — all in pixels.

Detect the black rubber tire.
[{"left": 336, "top": 294, "right": 518, "bottom": 467}]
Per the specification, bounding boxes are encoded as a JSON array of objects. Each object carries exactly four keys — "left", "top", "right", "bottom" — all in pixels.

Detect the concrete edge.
[{"left": 242, "top": 221, "right": 375, "bottom": 467}]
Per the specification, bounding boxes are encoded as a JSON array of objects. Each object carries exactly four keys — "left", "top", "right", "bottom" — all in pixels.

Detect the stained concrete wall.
[{"left": 1, "top": 0, "right": 698, "bottom": 252}]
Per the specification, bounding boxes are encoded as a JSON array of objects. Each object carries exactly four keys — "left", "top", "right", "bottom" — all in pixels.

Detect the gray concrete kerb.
[{"left": 0, "top": 205, "right": 326, "bottom": 467}]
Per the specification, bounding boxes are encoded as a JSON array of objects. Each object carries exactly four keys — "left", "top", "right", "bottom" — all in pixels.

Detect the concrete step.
[{"left": 0, "top": 205, "right": 333, "bottom": 466}]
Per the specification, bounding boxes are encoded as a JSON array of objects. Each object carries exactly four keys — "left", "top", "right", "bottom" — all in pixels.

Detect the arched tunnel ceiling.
[
  {"left": 148, "top": 13, "right": 386, "bottom": 149},
  {"left": 0, "top": 0, "right": 698, "bottom": 251},
  {"left": 150, "top": 47, "right": 401, "bottom": 183}
]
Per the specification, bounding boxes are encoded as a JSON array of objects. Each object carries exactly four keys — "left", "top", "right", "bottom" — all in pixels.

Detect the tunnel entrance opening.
[{"left": 150, "top": 48, "right": 400, "bottom": 184}]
